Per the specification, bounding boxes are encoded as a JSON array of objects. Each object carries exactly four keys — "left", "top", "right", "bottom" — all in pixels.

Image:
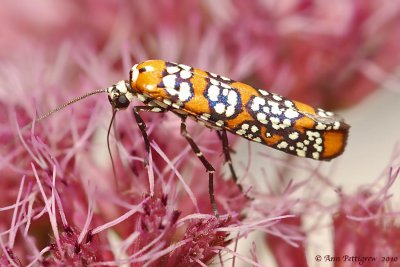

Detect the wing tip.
[{"left": 320, "top": 123, "right": 350, "bottom": 160}]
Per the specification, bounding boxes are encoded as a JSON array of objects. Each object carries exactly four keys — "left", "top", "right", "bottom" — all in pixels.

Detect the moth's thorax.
[
  {"left": 107, "top": 80, "right": 134, "bottom": 110},
  {"left": 129, "top": 61, "right": 167, "bottom": 99}
]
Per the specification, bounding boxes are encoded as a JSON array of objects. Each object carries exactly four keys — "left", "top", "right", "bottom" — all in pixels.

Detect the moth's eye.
[{"left": 115, "top": 94, "right": 130, "bottom": 109}]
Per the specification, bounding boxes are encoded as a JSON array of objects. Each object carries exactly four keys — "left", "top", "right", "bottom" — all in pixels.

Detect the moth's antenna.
[
  {"left": 107, "top": 108, "right": 119, "bottom": 189},
  {"left": 36, "top": 88, "right": 108, "bottom": 123},
  {"left": 1, "top": 88, "right": 109, "bottom": 170},
  {"left": 21, "top": 88, "right": 107, "bottom": 132}
]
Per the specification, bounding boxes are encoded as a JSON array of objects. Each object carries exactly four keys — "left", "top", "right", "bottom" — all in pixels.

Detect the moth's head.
[{"left": 107, "top": 80, "right": 134, "bottom": 110}]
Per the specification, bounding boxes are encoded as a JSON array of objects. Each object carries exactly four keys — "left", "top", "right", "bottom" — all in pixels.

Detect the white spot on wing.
[
  {"left": 163, "top": 75, "right": 176, "bottom": 88},
  {"left": 296, "top": 142, "right": 304, "bottom": 148},
  {"left": 283, "top": 119, "right": 292, "bottom": 127},
  {"left": 180, "top": 70, "right": 192, "bottom": 79},
  {"left": 296, "top": 149, "right": 306, "bottom": 157},
  {"left": 284, "top": 109, "right": 299, "bottom": 119},
  {"left": 257, "top": 113, "right": 267, "bottom": 124},
  {"left": 277, "top": 141, "right": 288, "bottom": 149},
  {"left": 145, "top": 84, "right": 156, "bottom": 90},
  {"left": 241, "top": 124, "right": 249, "bottom": 130},
  {"left": 316, "top": 123, "right": 327, "bottom": 130},
  {"left": 272, "top": 94, "right": 282, "bottom": 101},
  {"left": 270, "top": 117, "right": 280, "bottom": 125},
  {"left": 254, "top": 97, "right": 266, "bottom": 106},
  {"left": 214, "top": 103, "right": 225, "bottom": 114},
  {"left": 289, "top": 132, "right": 299, "bottom": 140},
  {"left": 258, "top": 89, "right": 269, "bottom": 96},
  {"left": 207, "top": 85, "right": 220, "bottom": 101},
  {"left": 313, "top": 144, "right": 323, "bottom": 152},
  {"left": 179, "top": 82, "right": 192, "bottom": 101},
  {"left": 225, "top": 106, "right": 235, "bottom": 117},
  {"left": 236, "top": 129, "right": 245, "bottom": 135},
  {"left": 210, "top": 79, "right": 220, "bottom": 85},
  {"left": 251, "top": 102, "right": 260, "bottom": 111},
  {"left": 166, "top": 87, "right": 179, "bottom": 96},
  {"left": 166, "top": 66, "right": 180, "bottom": 74},
  {"left": 251, "top": 125, "right": 258, "bottom": 133},
  {"left": 333, "top": 121, "right": 341, "bottom": 130},
  {"left": 227, "top": 91, "right": 238, "bottom": 106},
  {"left": 270, "top": 105, "right": 281, "bottom": 115},
  {"left": 284, "top": 100, "right": 294, "bottom": 107},
  {"left": 145, "top": 66, "right": 155, "bottom": 71},
  {"left": 178, "top": 64, "right": 191, "bottom": 70}
]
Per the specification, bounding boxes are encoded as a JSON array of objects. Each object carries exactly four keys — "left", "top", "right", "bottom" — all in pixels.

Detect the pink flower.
[
  {"left": 265, "top": 216, "right": 307, "bottom": 267},
  {"left": 333, "top": 167, "right": 400, "bottom": 265}
]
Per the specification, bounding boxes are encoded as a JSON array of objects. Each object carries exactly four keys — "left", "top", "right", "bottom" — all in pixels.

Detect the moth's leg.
[
  {"left": 216, "top": 130, "right": 242, "bottom": 191},
  {"left": 132, "top": 106, "right": 166, "bottom": 158},
  {"left": 180, "top": 116, "right": 219, "bottom": 217}
]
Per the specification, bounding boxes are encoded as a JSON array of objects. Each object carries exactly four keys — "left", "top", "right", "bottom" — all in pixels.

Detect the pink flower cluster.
[{"left": 1, "top": 1, "right": 400, "bottom": 266}]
